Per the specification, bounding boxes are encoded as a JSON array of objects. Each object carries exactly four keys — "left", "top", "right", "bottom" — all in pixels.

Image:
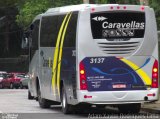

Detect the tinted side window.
[
  {"left": 64, "top": 11, "right": 78, "bottom": 47},
  {"left": 29, "top": 20, "right": 40, "bottom": 62},
  {"left": 32, "top": 20, "right": 40, "bottom": 49},
  {"left": 40, "top": 15, "right": 65, "bottom": 47}
]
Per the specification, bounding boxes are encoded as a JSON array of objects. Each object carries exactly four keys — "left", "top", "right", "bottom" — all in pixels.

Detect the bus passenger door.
[{"left": 39, "top": 49, "right": 53, "bottom": 99}]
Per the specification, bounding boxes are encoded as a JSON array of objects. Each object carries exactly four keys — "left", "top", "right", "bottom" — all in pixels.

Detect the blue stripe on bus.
[{"left": 82, "top": 57, "right": 149, "bottom": 91}]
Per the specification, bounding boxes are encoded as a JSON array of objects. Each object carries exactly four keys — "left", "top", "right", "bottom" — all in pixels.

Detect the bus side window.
[
  {"left": 31, "top": 20, "right": 40, "bottom": 49},
  {"left": 21, "top": 31, "right": 30, "bottom": 49},
  {"left": 29, "top": 20, "right": 40, "bottom": 61},
  {"left": 64, "top": 11, "right": 78, "bottom": 47},
  {"left": 21, "top": 24, "right": 34, "bottom": 49},
  {"left": 40, "top": 15, "right": 65, "bottom": 47}
]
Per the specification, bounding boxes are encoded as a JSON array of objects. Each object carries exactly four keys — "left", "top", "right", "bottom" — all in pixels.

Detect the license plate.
[{"left": 113, "top": 84, "right": 126, "bottom": 89}]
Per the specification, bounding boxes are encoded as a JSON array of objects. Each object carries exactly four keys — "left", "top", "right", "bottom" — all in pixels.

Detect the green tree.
[
  {"left": 16, "top": 0, "right": 82, "bottom": 29},
  {"left": 16, "top": 0, "right": 160, "bottom": 30},
  {"left": 0, "top": 0, "right": 20, "bottom": 54},
  {"left": 0, "top": 0, "right": 18, "bottom": 7},
  {"left": 95, "top": 0, "right": 138, "bottom": 4},
  {"left": 16, "top": 0, "right": 52, "bottom": 29},
  {"left": 94, "top": 0, "right": 109, "bottom": 4}
]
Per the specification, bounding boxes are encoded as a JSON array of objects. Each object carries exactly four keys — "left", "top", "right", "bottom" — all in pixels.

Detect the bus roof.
[
  {"left": 45, "top": 4, "right": 151, "bottom": 14},
  {"left": 32, "top": 4, "right": 151, "bottom": 21},
  {"left": 43, "top": 4, "right": 150, "bottom": 15},
  {"left": 45, "top": 4, "right": 119, "bottom": 14}
]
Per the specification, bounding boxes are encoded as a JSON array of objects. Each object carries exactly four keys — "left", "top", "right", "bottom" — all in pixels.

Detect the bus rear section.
[{"left": 77, "top": 5, "right": 159, "bottom": 113}]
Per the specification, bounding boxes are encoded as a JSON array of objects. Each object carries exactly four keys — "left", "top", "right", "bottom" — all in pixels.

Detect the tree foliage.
[
  {"left": 95, "top": 0, "right": 139, "bottom": 4},
  {"left": 16, "top": 0, "right": 82, "bottom": 29},
  {"left": 0, "top": 0, "right": 18, "bottom": 7},
  {"left": 0, "top": 0, "right": 21, "bottom": 55},
  {"left": 15, "top": 0, "right": 160, "bottom": 29},
  {"left": 16, "top": 0, "right": 52, "bottom": 28}
]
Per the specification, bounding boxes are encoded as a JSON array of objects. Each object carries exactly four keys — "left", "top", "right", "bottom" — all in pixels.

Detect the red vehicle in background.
[
  {"left": 0, "top": 71, "right": 7, "bottom": 88},
  {"left": 1, "top": 72, "right": 25, "bottom": 89}
]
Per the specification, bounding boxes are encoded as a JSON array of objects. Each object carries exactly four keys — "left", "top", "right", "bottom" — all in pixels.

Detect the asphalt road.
[{"left": 0, "top": 89, "right": 159, "bottom": 119}]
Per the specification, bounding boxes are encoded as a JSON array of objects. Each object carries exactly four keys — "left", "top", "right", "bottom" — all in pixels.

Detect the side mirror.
[
  {"left": 21, "top": 34, "right": 29, "bottom": 49},
  {"left": 30, "top": 24, "right": 34, "bottom": 30},
  {"left": 21, "top": 24, "right": 34, "bottom": 49}
]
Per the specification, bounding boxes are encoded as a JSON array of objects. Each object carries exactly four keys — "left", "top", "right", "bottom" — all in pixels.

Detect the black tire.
[
  {"left": 25, "top": 86, "right": 28, "bottom": 89},
  {"left": 61, "top": 86, "right": 73, "bottom": 114},
  {"left": 20, "top": 83, "right": 23, "bottom": 89},
  {"left": 37, "top": 87, "right": 51, "bottom": 108},
  {"left": 28, "top": 90, "right": 34, "bottom": 100},
  {"left": 10, "top": 83, "right": 14, "bottom": 89},
  {"left": 15, "top": 86, "right": 19, "bottom": 89},
  {"left": 118, "top": 103, "right": 141, "bottom": 114},
  {"left": 0, "top": 83, "right": 3, "bottom": 89}
]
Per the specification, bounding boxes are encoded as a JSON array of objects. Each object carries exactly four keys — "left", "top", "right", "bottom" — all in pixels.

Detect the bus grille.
[{"left": 97, "top": 41, "right": 141, "bottom": 55}]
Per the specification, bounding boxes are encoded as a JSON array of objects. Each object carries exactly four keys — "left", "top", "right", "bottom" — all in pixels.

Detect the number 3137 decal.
[{"left": 90, "top": 58, "right": 105, "bottom": 64}]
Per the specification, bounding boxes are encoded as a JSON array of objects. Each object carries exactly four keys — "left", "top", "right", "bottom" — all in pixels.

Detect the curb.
[{"left": 141, "top": 107, "right": 160, "bottom": 114}]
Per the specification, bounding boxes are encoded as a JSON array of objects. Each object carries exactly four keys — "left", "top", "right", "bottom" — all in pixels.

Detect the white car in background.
[
  {"left": 0, "top": 71, "right": 7, "bottom": 88},
  {"left": 20, "top": 74, "right": 29, "bottom": 89}
]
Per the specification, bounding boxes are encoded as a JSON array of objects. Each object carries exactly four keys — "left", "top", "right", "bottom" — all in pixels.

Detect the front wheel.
[
  {"left": 61, "top": 86, "right": 73, "bottom": 114},
  {"left": 118, "top": 103, "right": 141, "bottom": 114},
  {"left": 0, "top": 83, "right": 3, "bottom": 89},
  {"left": 20, "top": 83, "right": 23, "bottom": 89},
  {"left": 28, "top": 90, "right": 34, "bottom": 100},
  {"left": 37, "top": 87, "right": 51, "bottom": 108}
]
